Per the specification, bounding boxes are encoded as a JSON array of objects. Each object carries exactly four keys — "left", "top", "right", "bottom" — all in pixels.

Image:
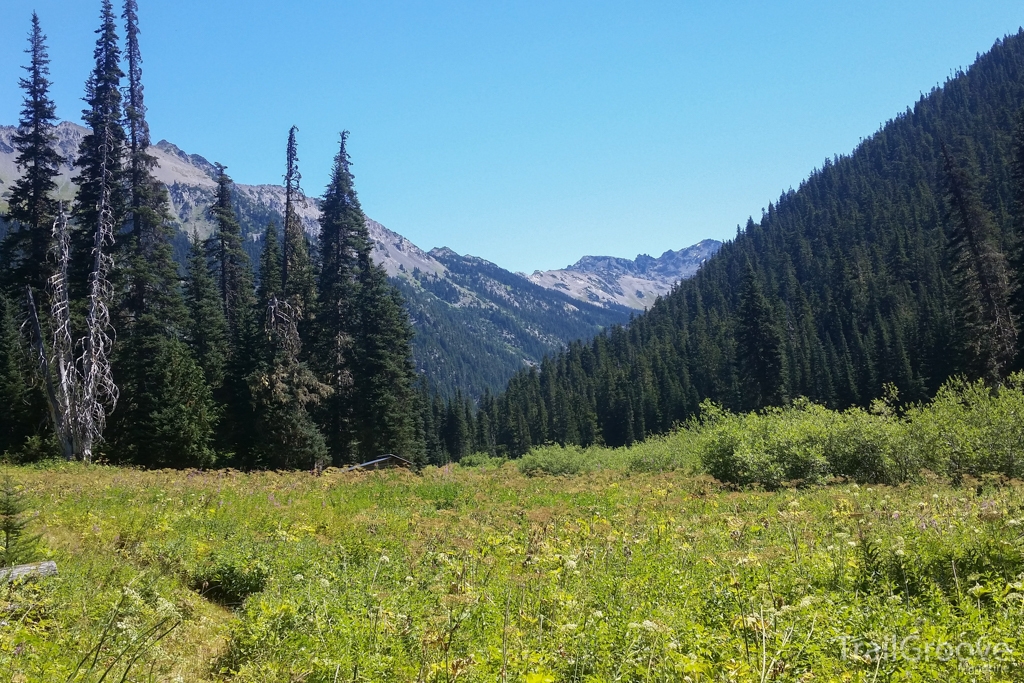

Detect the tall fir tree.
[
  {"left": 118, "top": 0, "right": 183, "bottom": 328},
  {"left": 312, "top": 132, "right": 423, "bottom": 463},
  {"left": 258, "top": 222, "right": 283, "bottom": 305},
  {"left": 351, "top": 249, "right": 423, "bottom": 461},
  {"left": 71, "top": 0, "right": 127, "bottom": 299},
  {"left": 312, "top": 133, "right": 366, "bottom": 461},
  {"left": 242, "top": 222, "right": 327, "bottom": 468},
  {"left": 942, "top": 145, "right": 1018, "bottom": 382},
  {"left": 248, "top": 296, "right": 331, "bottom": 469},
  {"left": 207, "top": 170, "right": 259, "bottom": 462},
  {"left": 185, "top": 232, "right": 229, "bottom": 391},
  {"left": 280, "top": 127, "right": 316, "bottom": 320},
  {"left": 106, "top": 0, "right": 212, "bottom": 465},
  {"left": 208, "top": 165, "right": 255, "bottom": 335},
  {"left": 1, "top": 13, "right": 62, "bottom": 296}
]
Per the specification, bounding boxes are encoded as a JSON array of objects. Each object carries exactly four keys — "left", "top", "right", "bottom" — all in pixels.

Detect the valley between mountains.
[{"left": 0, "top": 121, "right": 720, "bottom": 397}]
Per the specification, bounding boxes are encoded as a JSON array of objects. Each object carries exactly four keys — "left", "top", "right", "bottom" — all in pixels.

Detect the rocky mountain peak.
[{"left": 529, "top": 238, "right": 722, "bottom": 310}]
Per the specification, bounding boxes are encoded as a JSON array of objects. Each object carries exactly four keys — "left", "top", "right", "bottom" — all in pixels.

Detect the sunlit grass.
[{"left": 2, "top": 460, "right": 1023, "bottom": 681}]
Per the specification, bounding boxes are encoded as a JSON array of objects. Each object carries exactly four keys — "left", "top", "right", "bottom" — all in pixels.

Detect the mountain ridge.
[
  {"left": 1, "top": 121, "right": 669, "bottom": 396},
  {"left": 527, "top": 239, "right": 722, "bottom": 309}
]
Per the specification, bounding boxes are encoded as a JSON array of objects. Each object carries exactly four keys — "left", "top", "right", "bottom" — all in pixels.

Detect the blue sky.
[{"left": 2, "top": 1, "right": 1023, "bottom": 272}]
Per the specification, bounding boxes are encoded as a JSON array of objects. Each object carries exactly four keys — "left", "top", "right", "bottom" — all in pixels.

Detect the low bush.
[
  {"left": 188, "top": 546, "right": 269, "bottom": 606},
  {"left": 625, "top": 429, "right": 700, "bottom": 473},
  {"left": 518, "top": 444, "right": 591, "bottom": 476},
  {"left": 517, "top": 444, "right": 627, "bottom": 476},
  {"left": 905, "top": 374, "right": 1024, "bottom": 482},
  {"left": 457, "top": 452, "right": 506, "bottom": 468},
  {"left": 697, "top": 400, "right": 833, "bottom": 488}
]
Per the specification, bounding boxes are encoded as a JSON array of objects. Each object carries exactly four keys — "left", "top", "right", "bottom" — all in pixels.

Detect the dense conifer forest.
[
  {"left": 438, "top": 30, "right": 1024, "bottom": 459},
  {"left": 0, "top": 3, "right": 422, "bottom": 467}
]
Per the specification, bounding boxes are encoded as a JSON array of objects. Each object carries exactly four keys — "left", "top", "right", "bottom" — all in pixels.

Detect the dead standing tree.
[{"left": 25, "top": 157, "right": 118, "bottom": 462}]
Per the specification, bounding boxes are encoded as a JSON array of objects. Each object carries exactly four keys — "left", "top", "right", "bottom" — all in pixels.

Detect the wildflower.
[
  {"left": 637, "top": 619, "right": 667, "bottom": 633},
  {"left": 293, "top": 573, "right": 304, "bottom": 582}
]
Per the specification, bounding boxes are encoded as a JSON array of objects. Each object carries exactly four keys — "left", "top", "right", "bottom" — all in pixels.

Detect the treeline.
[
  {"left": 431, "top": 30, "right": 1024, "bottom": 459},
  {"left": 0, "top": 3, "right": 422, "bottom": 468}
]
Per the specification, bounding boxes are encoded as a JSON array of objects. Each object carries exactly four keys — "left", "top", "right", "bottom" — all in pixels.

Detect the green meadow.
[
  {"left": 4, "top": 377, "right": 1024, "bottom": 681},
  {"left": 1, "top": 471, "right": 1022, "bottom": 681}
]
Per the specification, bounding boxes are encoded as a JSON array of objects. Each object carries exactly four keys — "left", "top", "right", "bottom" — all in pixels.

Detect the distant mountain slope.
[
  {"left": 0, "top": 122, "right": 634, "bottom": 397},
  {"left": 528, "top": 239, "right": 721, "bottom": 309},
  {"left": 398, "top": 248, "right": 631, "bottom": 397},
  {"left": 485, "top": 31, "right": 1024, "bottom": 453}
]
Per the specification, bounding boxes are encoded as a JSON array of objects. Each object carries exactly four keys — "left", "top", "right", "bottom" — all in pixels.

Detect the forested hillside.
[
  {"left": 464, "top": 30, "right": 1024, "bottom": 456},
  {"left": 399, "top": 248, "right": 631, "bottom": 398}
]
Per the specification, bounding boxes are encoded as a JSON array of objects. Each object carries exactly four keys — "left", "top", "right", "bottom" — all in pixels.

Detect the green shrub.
[
  {"left": 458, "top": 452, "right": 506, "bottom": 468},
  {"left": 518, "top": 444, "right": 590, "bottom": 476},
  {"left": 905, "top": 374, "right": 1024, "bottom": 481},
  {"left": 626, "top": 429, "right": 700, "bottom": 473},
  {"left": 697, "top": 400, "right": 831, "bottom": 488},
  {"left": 189, "top": 547, "right": 269, "bottom": 606},
  {"left": 517, "top": 444, "right": 629, "bottom": 476},
  {"left": 0, "top": 475, "right": 40, "bottom": 566},
  {"left": 697, "top": 399, "right": 916, "bottom": 488},
  {"left": 820, "top": 408, "right": 910, "bottom": 484}
]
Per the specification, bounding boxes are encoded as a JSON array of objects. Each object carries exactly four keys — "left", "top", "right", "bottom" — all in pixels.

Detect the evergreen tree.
[
  {"left": 1, "top": 13, "right": 62, "bottom": 295},
  {"left": 350, "top": 260, "right": 421, "bottom": 461},
  {"left": 207, "top": 170, "right": 259, "bottom": 462},
  {"left": 122, "top": 0, "right": 150, "bottom": 241},
  {"left": 312, "top": 133, "right": 366, "bottom": 461},
  {"left": 280, "top": 127, "right": 316, "bottom": 319},
  {"left": 258, "top": 222, "right": 283, "bottom": 306},
  {"left": 248, "top": 296, "right": 330, "bottom": 469},
  {"left": 942, "top": 145, "right": 1018, "bottom": 382},
  {"left": 71, "top": 0, "right": 127, "bottom": 297},
  {"left": 441, "top": 391, "right": 470, "bottom": 460},
  {"left": 106, "top": 0, "right": 209, "bottom": 466},
  {"left": 311, "top": 132, "right": 423, "bottom": 462},
  {"left": 209, "top": 165, "right": 255, "bottom": 335},
  {"left": 0, "top": 295, "right": 41, "bottom": 456},
  {"left": 736, "top": 262, "right": 787, "bottom": 409},
  {"left": 0, "top": 476, "right": 39, "bottom": 567},
  {"left": 144, "top": 338, "right": 218, "bottom": 467},
  {"left": 118, "top": 0, "right": 184, "bottom": 330},
  {"left": 1009, "top": 107, "right": 1024, "bottom": 351},
  {"left": 185, "top": 232, "right": 229, "bottom": 390}
]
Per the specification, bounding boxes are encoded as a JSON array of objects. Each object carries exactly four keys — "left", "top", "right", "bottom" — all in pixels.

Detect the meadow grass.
[{"left": 2, "top": 460, "right": 1023, "bottom": 681}]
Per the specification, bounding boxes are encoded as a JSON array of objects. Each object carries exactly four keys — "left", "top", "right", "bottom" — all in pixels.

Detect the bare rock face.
[{"left": 527, "top": 239, "right": 722, "bottom": 310}]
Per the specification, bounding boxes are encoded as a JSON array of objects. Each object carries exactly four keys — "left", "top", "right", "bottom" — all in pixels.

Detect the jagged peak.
[{"left": 429, "top": 247, "right": 460, "bottom": 259}]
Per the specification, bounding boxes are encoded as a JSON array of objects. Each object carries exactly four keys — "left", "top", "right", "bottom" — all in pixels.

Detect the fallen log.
[{"left": 0, "top": 561, "right": 58, "bottom": 583}]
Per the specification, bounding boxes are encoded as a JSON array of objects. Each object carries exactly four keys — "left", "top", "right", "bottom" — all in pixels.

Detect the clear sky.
[{"left": 2, "top": 1, "right": 1023, "bottom": 272}]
